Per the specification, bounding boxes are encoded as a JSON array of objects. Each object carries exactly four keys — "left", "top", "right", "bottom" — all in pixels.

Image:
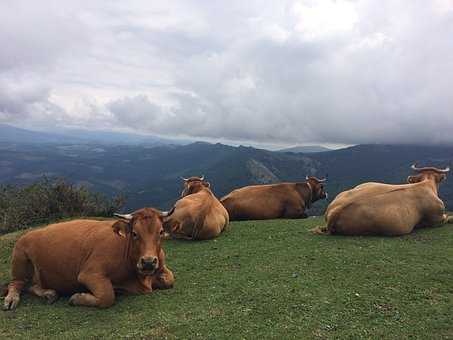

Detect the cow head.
[
  {"left": 180, "top": 175, "right": 210, "bottom": 197},
  {"left": 306, "top": 176, "right": 328, "bottom": 202},
  {"left": 112, "top": 207, "right": 173, "bottom": 275},
  {"left": 407, "top": 164, "right": 450, "bottom": 185}
]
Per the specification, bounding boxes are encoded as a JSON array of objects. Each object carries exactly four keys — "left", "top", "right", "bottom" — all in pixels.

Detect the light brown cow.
[
  {"left": 3, "top": 208, "right": 174, "bottom": 310},
  {"left": 163, "top": 176, "right": 229, "bottom": 240},
  {"left": 220, "top": 176, "right": 328, "bottom": 221},
  {"left": 313, "top": 165, "right": 452, "bottom": 236}
]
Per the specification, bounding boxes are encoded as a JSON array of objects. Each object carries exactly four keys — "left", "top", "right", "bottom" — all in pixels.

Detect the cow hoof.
[
  {"left": 310, "top": 226, "right": 330, "bottom": 235},
  {"left": 3, "top": 293, "right": 20, "bottom": 311},
  {"left": 68, "top": 293, "right": 83, "bottom": 306},
  {"left": 43, "top": 290, "right": 59, "bottom": 304}
]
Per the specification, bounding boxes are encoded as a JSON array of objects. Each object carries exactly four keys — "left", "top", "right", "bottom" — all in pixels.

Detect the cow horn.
[
  {"left": 411, "top": 164, "right": 450, "bottom": 173},
  {"left": 181, "top": 177, "right": 189, "bottom": 181},
  {"left": 200, "top": 175, "right": 205, "bottom": 181},
  {"left": 305, "top": 175, "right": 326, "bottom": 183},
  {"left": 114, "top": 213, "right": 133, "bottom": 220},
  {"left": 411, "top": 163, "right": 420, "bottom": 171}
]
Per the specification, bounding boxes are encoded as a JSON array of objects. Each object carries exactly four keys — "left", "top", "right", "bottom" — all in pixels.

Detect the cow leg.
[
  {"left": 27, "top": 263, "right": 58, "bottom": 304},
  {"left": 167, "top": 220, "right": 195, "bottom": 240},
  {"left": 170, "top": 232, "right": 194, "bottom": 240},
  {"left": 283, "top": 206, "right": 307, "bottom": 219},
  {"left": 195, "top": 226, "right": 221, "bottom": 240},
  {"left": 3, "top": 245, "right": 33, "bottom": 311},
  {"left": 440, "top": 213, "right": 453, "bottom": 224},
  {"left": 420, "top": 210, "right": 450, "bottom": 228},
  {"left": 152, "top": 265, "right": 175, "bottom": 290},
  {"left": 28, "top": 285, "right": 59, "bottom": 304},
  {"left": 162, "top": 232, "right": 172, "bottom": 240},
  {"left": 152, "top": 249, "right": 174, "bottom": 290},
  {"left": 310, "top": 225, "right": 331, "bottom": 235},
  {"left": 69, "top": 272, "right": 115, "bottom": 308}
]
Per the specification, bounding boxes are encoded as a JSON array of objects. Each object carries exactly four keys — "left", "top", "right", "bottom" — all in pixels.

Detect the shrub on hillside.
[{"left": 0, "top": 178, "right": 125, "bottom": 234}]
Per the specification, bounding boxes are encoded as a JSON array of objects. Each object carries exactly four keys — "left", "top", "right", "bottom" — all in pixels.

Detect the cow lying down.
[
  {"left": 164, "top": 176, "right": 229, "bottom": 240},
  {"left": 221, "top": 176, "right": 328, "bottom": 221},
  {"left": 313, "top": 165, "right": 452, "bottom": 236},
  {"left": 3, "top": 208, "right": 174, "bottom": 310}
]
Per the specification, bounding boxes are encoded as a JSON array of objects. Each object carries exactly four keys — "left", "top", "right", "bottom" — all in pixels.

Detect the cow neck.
[
  {"left": 198, "top": 187, "right": 213, "bottom": 196},
  {"left": 422, "top": 177, "right": 439, "bottom": 196},
  {"left": 305, "top": 181, "right": 313, "bottom": 208},
  {"left": 187, "top": 182, "right": 212, "bottom": 196},
  {"left": 296, "top": 182, "right": 312, "bottom": 209}
]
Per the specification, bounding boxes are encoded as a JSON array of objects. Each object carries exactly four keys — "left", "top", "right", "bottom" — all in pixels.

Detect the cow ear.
[
  {"left": 203, "top": 181, "right": 210, "bottom": 188},
  {"left": 439, "top": 174, "right": 447, "bottom": 182},
  {"left": 112, "top": 220, "right": 129, "bottom": 238},
  {"left": 407, "top": 175, "right": 422, "bottom": 184}
]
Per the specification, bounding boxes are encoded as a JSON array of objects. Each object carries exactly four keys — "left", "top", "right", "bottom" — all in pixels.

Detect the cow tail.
[
  {"left": 223, "top": 209, "right": 230, "bottom": 232},
  {"left": 310, "top": 207, "right": 341, "bottom": 235},
  {"left": 191, "top": 209, "right": 206, "bottom": 240},
  {"left": 192, "top": 195, "right": 215, "bottom": 240}
]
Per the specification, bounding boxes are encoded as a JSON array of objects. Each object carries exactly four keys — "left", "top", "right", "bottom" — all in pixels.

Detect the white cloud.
[
  {"left": 293, "top": 0, "right": 359, "bottom": 39},
  {"left": 1, "top": 0, "right": 453, "bottom": 145}
]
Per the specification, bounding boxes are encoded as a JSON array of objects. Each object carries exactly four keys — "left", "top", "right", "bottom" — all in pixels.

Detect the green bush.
[{"left": 0, "top": 178, "right": 124, "bottom": 234}]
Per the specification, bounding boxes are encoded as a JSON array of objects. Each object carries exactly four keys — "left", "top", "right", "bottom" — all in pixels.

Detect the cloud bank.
[{"left": 1, "top": 0, "right": 453, "bottom": 145}]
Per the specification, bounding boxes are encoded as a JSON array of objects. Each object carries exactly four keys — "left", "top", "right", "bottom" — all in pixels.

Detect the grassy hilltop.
[{"left": 1, "top": 217, "right": 453, "bottom": 339}]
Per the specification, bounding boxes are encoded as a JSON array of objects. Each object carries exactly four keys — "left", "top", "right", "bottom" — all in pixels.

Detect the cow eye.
[
  {"left": 159, "top": 229, "right": 165, "bottom": 236},
  {"left": 132, "top": 231, "right": 139, "bottom": 239}
]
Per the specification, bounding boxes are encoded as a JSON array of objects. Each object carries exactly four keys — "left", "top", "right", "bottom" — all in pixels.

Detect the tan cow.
[
  {"left": 3, "top": 208, "right": 174, "bottom": 310},
  {"left": 164, "top": 176, "right": 229, "bottom": 240},
  {"left": 220, "top": 176, "right": 328, "bottom": 221},
  {"left": 313, "top": 165, "right": 452, "bottom": 236}
]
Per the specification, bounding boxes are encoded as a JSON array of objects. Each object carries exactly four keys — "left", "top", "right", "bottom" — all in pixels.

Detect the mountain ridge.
[{"left": 0, "top": 141, "right": 452, "bottom": 215}]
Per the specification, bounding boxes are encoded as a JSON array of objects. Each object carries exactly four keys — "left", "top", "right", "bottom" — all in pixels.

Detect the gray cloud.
[{"left": 1, "top": 0, "right": 453, "bottom": 145}]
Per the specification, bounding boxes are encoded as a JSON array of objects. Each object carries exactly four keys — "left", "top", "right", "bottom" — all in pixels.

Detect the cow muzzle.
[
  {"left": 318, "top": 191, "right": 328, "bottom": 200},
  {"left": 137, "top": 256, "right": 159, "bottom": 275}
]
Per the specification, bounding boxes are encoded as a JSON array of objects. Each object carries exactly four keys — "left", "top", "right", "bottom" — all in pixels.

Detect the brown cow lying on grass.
[
  {"left": 3, "top": 208, "right": 174, "bottom": 310},
  {"left": 163, "top": 176, "right": 229, "bottom": 240},
  {"left": 220, "top": 176, "right": 328, "bottom": 221},
  {"left": 313, "top": 165, "right": 452, "bottom": 236}
]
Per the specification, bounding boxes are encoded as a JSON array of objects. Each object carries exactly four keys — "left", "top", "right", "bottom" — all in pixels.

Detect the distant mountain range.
[
  {"left": 278, "top": 145, "right": 332, "bottom": 153},
  {"left": 0, "top": 138, "right": 452, "bottom": 215},
  {"left": 0, "top": 124, "right": 184, "bottom": 146}
]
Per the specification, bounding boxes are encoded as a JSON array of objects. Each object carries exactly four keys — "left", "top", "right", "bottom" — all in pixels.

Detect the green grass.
[{"left": 1, "top": 217, "right": 453, "bottom": 339}]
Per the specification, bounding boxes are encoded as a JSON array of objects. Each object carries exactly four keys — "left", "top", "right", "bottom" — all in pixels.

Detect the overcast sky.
[{"left": 1, "top": 0, "right": 453, "bottom": 147}]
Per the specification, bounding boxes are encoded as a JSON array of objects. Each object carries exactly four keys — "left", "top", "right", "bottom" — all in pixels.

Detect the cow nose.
[{"left": 141, "top": 256, "right": 158, "bottom": 271}]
